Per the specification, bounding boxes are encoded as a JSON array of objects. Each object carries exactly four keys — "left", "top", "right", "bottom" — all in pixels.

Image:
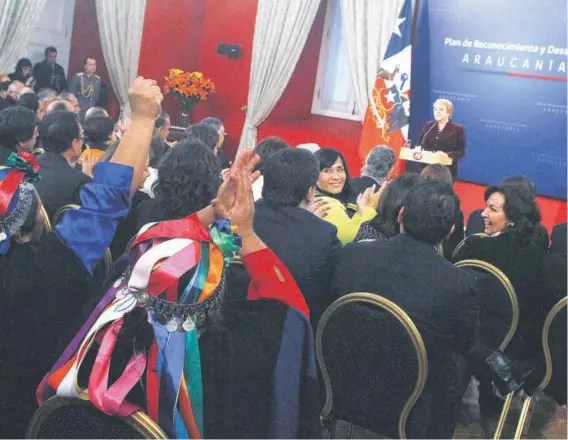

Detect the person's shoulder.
[{"left": 450, "top": 121, "right": 465, "bottom": 131}]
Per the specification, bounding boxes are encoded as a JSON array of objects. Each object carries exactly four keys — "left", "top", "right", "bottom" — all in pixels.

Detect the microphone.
[{"left": 417, "top": 121, "right": 436, "bottom": 149}]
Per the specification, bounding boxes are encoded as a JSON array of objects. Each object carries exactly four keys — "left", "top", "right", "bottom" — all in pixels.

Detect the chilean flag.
[{"left": 358, "top": 0, "right": 412, "bottom": 176}]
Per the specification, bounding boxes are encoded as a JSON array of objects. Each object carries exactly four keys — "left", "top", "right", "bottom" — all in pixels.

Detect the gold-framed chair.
[
  {"left": 52, "top": 203, "right": 113, "bottom": 278},
  {"left": 52, "top": 203, "right": 81, "bottom": 225},
  {"left": 451, "top": 232, "right": 489, "bottom": 260},
  {"left": 27, "top": 394, "right": 167, "bottom": 439},
  {"left": 40, "top": 203, "right": 52, "bottom": 233},
  {"left": 454, "top": 259, "right": 520, "bottom": 439},
  {"left": 512, "top": 296, "right": 567, "bottom": 439},
  {"left": 316, "top": 293, "right": 428, "bottom": 439}
]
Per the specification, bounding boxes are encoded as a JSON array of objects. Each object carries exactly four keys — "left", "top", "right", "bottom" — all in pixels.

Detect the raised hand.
[
  {"left": 128, "top": 77, "right": 163, "bottom": 121},
  {"left": 211, "top": 148, "right": 260, "bottom": 225}
]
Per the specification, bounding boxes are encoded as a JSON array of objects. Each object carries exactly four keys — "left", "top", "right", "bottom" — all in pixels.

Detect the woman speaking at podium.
[{"left": 417, "top": 99, "right": 466, "bottom": 179}]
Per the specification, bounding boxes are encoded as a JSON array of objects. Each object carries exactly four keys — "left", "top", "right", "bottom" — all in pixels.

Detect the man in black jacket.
[
  {"left": 35, "top": 111, "right": 91, "bottom": 220},
  {"left": 332, "top": 179, "right": 529, "bottom": 438},
  {"left": 252, "top": 148, "right": 342, "bottom": 327},
  {"left": 33, "top": 46, "right": 68, "bottom": 94},
  {"left": 351, "top": 145, "right": 395, "bottom": 195}
]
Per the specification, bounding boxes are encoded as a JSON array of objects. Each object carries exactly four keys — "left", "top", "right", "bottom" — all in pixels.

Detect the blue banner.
[{"left": 411, "top": 0, "right": 567, "bottom": 199}]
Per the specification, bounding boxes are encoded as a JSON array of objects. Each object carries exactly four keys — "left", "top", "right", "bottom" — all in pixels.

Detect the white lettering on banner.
[{"left": 461, "top": 54, "right": 567, "bottom": 73}]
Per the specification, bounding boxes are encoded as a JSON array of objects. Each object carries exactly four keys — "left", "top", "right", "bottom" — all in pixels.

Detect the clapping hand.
[
  {"left": 356, "top": 181, "right": 389, "bottom": 213},
  {"left": 211, "top": 148, "right": 260, "bottom": 234}
]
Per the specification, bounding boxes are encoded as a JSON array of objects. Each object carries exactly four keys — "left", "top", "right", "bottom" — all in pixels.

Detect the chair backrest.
[
  {"left": 451, "top": 232, "right": 488, "bottom": 260},
  {"left": 52, "top": 203, "right": 81, "bottom": 225},
  {"left": 454, "top": 259, "right": 519, "bottom": 351},
  {"left": 27, "top": 396, "right": 167, "bottom": 439},
  {"left": 316, "top": 293, "right": 428, "bottom": 439},
  {"left": 540, "top": 297, "right": 567, "bottom": 404}
]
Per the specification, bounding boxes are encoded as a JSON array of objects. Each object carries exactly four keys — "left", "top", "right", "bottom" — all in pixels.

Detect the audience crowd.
[{"left": 0, "top": 47, "right": 566, "bottom": 439}]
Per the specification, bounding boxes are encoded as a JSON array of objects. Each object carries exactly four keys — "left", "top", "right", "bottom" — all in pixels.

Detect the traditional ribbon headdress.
[
  {"left": 38, "top": 215, "right": 241, "bottom": 439},
  {"left": 0, "top": 152, "right": 40, "bottom": 254}
]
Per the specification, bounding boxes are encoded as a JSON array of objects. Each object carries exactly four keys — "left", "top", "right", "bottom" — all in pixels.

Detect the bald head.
[{"left": 46, "top": 99, "right": 75, "bottom": 115}]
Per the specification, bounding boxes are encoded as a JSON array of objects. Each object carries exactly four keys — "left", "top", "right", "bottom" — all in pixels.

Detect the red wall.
[
  {"left": 138, "top": 0, "right": 205, "bottom": 125},
  {"left": 70, "top": 0, "right": 566, "bottom": 231}
]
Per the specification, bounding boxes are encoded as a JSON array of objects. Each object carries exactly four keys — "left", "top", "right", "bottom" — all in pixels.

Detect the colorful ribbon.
[{"left": 38, "top": 215, "right": 242, "bottom": 439}]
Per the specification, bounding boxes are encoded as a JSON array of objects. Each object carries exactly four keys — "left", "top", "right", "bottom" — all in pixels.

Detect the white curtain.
[
  {"left": 95, "top": 0, "right": 147, "bottom": 116},
  {"left": 340, "top": 0, "right": 404, "bottom": 120},
  {"left": 237, "top": 0, "right": 321, "bottom": 156},
  {"left": 0, "top": 0, "right": 47, "bottom": 73}
]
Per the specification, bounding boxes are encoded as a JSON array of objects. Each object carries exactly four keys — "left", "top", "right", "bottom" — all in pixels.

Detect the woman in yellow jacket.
[{"left": 311, "top": 148, "right": 383, "bottom": 245}]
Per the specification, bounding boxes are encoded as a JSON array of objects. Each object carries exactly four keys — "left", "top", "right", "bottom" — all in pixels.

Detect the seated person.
[
  {"left": 252, "top": 148, "right": 341, "bottom": 327},
  {"left": 453, "top": 183, "right": 547, "bottom": 362},
  {"left": 0, "top": 77, "right": 161, "bottom": 437},
  {"left": 80, "top": 115, "right": 115, "bottom": 163},
  {"left": 136, "top": 137, "right": 221, "bottom": 228},
  {"left": 351, "top": 145, "right": 395, "bottom": 194},
  {"left": 466, "top": 175, "right": 549, "bottom": 251},
  {"left": 362, "top": 173, "right": 422, "bottom": 241},
  {"left": 201, "top": 116, "right": 231, "bottom": 168},
  {"left": 421, "top": 163, "right": 464, "bottom": 258},
  {"left": 332, "top": 179, "right": 530, "bottom": 438},
  {"left": 312, "top": 148, "right": 379, "bottom": 245},
  {"left": 34, "top": 110, "right": 91, "bottom": 220},
  {"left": 251, "top": 136, "right": 290, "bottom": 200},
  {"left": 0, "top": 106, "right": 38, "bottom": 163}
]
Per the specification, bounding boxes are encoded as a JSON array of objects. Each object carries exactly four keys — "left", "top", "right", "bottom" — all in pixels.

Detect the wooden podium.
[{"left": 399, "top": 147, "right": 453, "bottom": 166}]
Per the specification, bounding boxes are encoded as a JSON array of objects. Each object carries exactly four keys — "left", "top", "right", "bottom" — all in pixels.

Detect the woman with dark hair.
[
  {"left": 9, "top": 58, "right": 34, "bottom": 86},
  {"left": 312, "top": 148, "right": 380, "bottom": 245},
  {"left": 136, "top": 137, "right": 221, "bottom": 228},
  {"left": 453, "top": 183, "right": 547, "bottom": 362},
  {"left": 79, "top": 115, "right": 115, "bottom": 164}
]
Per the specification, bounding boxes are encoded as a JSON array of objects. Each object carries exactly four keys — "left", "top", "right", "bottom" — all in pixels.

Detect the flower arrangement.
[{"left": 164, "top": 69, "right": 216, "bottom": 111}]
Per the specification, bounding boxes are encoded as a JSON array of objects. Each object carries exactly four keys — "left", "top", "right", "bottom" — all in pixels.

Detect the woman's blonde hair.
[{"left": 433, "top": 99, "right": 454, "bottom": 116}]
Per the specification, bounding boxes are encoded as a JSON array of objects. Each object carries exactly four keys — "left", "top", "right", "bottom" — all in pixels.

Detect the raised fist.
[{"left": 128, "top": 77, "right": 163, "bottom": 120}]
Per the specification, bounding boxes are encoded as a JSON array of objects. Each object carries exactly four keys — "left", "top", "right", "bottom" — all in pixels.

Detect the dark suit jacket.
[
  {"left": 35, "top": 152, "right": 91, "bottom": 220},
  {"left": 549, "top": 222, "right": 567, "bottom": 255},
  {"left": 32, "top": 60, "right": 68, "bottom": 93},
  {"left": 419, "top": 120, "right": 466, "bottom": 178},
  {"left": 332, "top": 233, "right": 480, "bottom": 368},
  {"left": 350, "top": 175, "right": 381, "bottom": 196},
  {"left": 253, "top": 199, "right": 342, "bottom": 326},
  {"left": 443, "top": 208, "right": 465, "bottom": 259},
  {"left": 452, "top": 231, "right": 547, "bottom": 359},
  {"left": 466, "top": 209, "right": 550, "bottom": 251}
]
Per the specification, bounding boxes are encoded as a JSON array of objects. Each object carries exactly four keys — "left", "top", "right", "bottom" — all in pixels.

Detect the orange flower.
[{"left": 164, "top": 68, "right": 217, "bottom": 102}]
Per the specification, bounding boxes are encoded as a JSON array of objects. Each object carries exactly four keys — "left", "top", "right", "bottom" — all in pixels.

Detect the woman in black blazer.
[
  {"left": 452, "top": 183, "right": 547, "bottom": 361},
  {"left": 452, "top": 183, "right": 547, "bottom": 417},
  {"left": 418, "top": 99, "right": 466, "bottom": 179}
]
